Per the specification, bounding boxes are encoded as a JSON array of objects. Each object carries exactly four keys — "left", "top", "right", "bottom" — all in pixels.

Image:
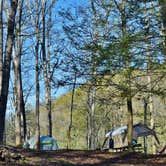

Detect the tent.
[
  {"left": 105, "top": 123, "right": 160, "bottom": 143},
  {"left": 102, "top": 123, "right": 160, "bottom": 149},
  {"left": 24, "top": 136, "right": 58, "bottom": 150},
  {"left": 105, "top": 125, "right": 127, "bottom": 137}
]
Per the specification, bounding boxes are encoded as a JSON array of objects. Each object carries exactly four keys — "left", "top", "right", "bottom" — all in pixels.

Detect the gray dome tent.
[
  {"left": 102, "top": 123, "right": 160, "bottom": 149},
  {"left": 105, "top": 123, "right": 159, "bottom": 142}
]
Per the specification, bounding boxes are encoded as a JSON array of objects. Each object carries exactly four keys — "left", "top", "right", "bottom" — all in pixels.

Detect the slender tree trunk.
[
  {"left": 88, "top": 85, "right": 96, "bottom": 150},
  {"left": 0, "top": 0, "right": 3, "bottom": 143},
  {"left": 47, "top": 7, "right": 52, "bottom": 138},
  {"left": 67, "top": 70, "right": 77, "bottom": 149},
  {"left": 143, "top": 1, "right": 149, "bottom": 154},
  {"left": 35, "top": 42, "right": 40, "bottom": 149},
  {"left": 21, "top": 91, "right": 26, "bottom": 141},
  {"left": 148, "top": 79, "right": 156, "bottom": 153},
  {"left": 127, "top": 96, "right": 133, "bottom": 151},
  {"left": 13, "top": 56, "right": 22, "bottom": 146},
  {"left": 0, "top": 0, "right": 3, "bottom": 93},
  {"left": 35, "top": 10, "right": 40, "bottom": 150},
  {"left": 143, "top": 98, "right": 148, "bottom": 154},
  {"left": 13, "top": 0, "right": 26, "bottom": 146},
  {"left": 144, "top": 0, "right": 156, "bottom": 154},
  {"left": 13, "top": 49, "right": 26, "bottom": 145},
  {"left": 0, "top": 0, "right": 18, "bottom": 145},
  {"left": 42, "top": 1, "right": 52, "bottom": 137},
  {"left": 87, "top": 0, "right": 99, "bottom": 150},
  {"left": 120, "top": 0, "right": 133, "bottom": 151},
  {"left": 86, "top": 115, "right": 89, "bottom": 149},
  {"left": 158, "top": 0, "right": 166, "bottom": 62}
]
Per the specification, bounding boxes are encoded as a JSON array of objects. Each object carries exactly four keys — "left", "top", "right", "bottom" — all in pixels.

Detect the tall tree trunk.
[
  {"left": 89, "top": 0, "right": 112, "bottom": 150},
  {"left": 121, "top": 0, "right": 133, "bottom": 151},
  {"left": 0, "top": 0, "right": 3, "bottom": 143},
  {"left": 143, "top": 98, "right": 148, "bottom": 154},
  {"left": 13, "top": 56, "right": 22, "bottom": 146},
  {"left": 0, "top": 0, "right": 18, "bottom": 145},
  {"left": 0, "top": 0, "right": 3, "bottom": 93},
  {"left": 87, "top": 0, "right": 99, "bottom": 150},
  {"left": 35, "top": 7, "right": 40, "bottom": 150},
  {"left": 86, "top": 115, "right": 89, "bottom": 149},
  {"left": 19, "top": 3, "right": 26, "bottom": 141},
  {"left": 158, "top": 0, "right": 166, "bottom": 62},
  {"left": 21, "top": 90, "right": 26, "bottom": 141},
  {"left": 88, "top": 85, "right": 96, "bottom": 150},
  {"left": 67, "top": 70, "right": 76, "bottom": 149},
  {"left": 27, "top": 0, "right": 41, "bottom": 149},
  {"left": 47, "top": 6, "right": 52, "bottom": 138},
  {"left": 42, "top": 1, "right": 52, "bottom": 137},
  {"left": 126, "top": 96, "right": 133, "bottom": 151},
  {"left": 35, "top": 41, "right": 40, "bottom": 150},
  {"left": 148, "top": 78, "right": 156, "bottom": 153},
  {"left": 13, "top": 0, "right": 26, "bottom": 146},
  {"left": 144, "top": 0, "right": 156, "bottom": 154}
]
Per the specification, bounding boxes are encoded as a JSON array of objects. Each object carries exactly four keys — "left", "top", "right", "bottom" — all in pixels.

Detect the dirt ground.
[{"left": 0, "top": 148, "right": 166, "bottom": 166}]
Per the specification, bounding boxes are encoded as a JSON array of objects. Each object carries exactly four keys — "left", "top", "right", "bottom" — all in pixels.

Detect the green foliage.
[{"left": 48, "top": 74, "right": 166, "bottom": 152}]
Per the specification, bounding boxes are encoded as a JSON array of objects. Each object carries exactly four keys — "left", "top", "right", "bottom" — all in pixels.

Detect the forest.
[{"left": 0, "top": 0, "right": 166, "bottom": 165}]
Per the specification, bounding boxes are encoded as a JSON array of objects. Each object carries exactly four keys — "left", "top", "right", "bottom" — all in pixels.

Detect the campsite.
[
  {"left": 0, "top": 146, "right": 166, "bottom": 166},
  {"left": 0, "top": 0, "right": 166, "bottom": 165},
  {"left": 1, "top": 124, "right": 166, "bottom": 165},
  {"left": 1, "top": 125, "right": 166, "bottom": 165}
]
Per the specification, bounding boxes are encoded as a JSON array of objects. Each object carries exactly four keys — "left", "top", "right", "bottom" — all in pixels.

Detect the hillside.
[{"left": 38, "top": 76, "right": 166, "bottom": 153}]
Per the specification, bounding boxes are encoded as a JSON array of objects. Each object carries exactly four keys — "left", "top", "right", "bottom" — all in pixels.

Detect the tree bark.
[
  {"left": 13, "top": 0, "right": 26, "bottom": 146},
  {"left": 120, "top": 0, "right": 133, "bottom": 151},
  {"left": 127, "top": 97, "right": 133, "bottom": 151},
  {"left": 67, "top": 69, "right": 77, "bottom": 149},
  {"left": 13, "top": 55, "right": 22, "bottom": 146},
  {"left": 0, "top": 0, "right": 18, "bottom": 145},
  {"left": 88, "top": 85, "right": 96, "bottom": 150},
  {"left": 35, "top": 7, "right": 40, "bottom": 150},
  {"left": 158, "top": 0, "right": 166, "bottom": 62},
  {"left": 144, "top": 0, "right": 156, "bottom": 154},
  {"left": 87, "top": 0, "right": 99, "bottom": 150},
  {"left": 42, "top": 1, "right": 52, "bottom": 137},
  {"left": 26, "top": 0, "right": 40, "bottom": 149},
  {"left": 19, "top": 0, "right": 26, "bottom": 142},
  {"left": 143, "top": 98, "right": 148, "bottom": 154},
  {"left": 0, "top": 0, "right": 3, "bottom": 93}
]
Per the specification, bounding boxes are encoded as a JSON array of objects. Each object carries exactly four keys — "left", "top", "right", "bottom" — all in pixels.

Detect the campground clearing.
[{"left": 0, "top": 147, "right": 166, "bottom": 165}]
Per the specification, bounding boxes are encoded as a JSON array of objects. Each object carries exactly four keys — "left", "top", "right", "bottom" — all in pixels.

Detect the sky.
[
  {"left": 6, "top": 0, "right": 89, "bottom": 116},
  {"left": 49, "top": 0, "right": 87, "bottom": 98}
]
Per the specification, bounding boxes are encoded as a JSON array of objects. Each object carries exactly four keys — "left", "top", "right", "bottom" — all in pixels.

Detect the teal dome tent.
[{"left": 24, "top": 136, "right": 58, "bottom": 150}]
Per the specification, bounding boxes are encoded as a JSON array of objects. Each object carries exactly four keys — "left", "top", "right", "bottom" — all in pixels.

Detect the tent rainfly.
[{"left": 103, "top": 123, "right": 160, "bottom": 148}]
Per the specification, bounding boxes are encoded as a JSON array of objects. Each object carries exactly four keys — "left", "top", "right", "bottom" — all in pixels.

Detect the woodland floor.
[{"left": 0, "top": 147, "right": 166, "bottom": 166}]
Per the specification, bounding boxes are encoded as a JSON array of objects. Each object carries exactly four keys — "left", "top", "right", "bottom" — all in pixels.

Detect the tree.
[
  {"left": 26, "top": 0, "right": 41, "bottom": 149},
  {"left": 34, "top": 0, "right": 40, "bottom": 150},
  {"left": 0, "top": 0, "right": 3, "bottom": 94},
  {"left": 158, "top": 0, "right": 166, "bottom": 61},
  {"left": 35, "top": 24, "right": 40, "bottom": 149},
  {"left": 67, "top": 65, "right": 77, "bottom": 149},
  {"left": 60, "top": 0, "right": 113, "bottom": 149},
  {"left": 41, "top": 0, "right": 50, "bottom": 137},
  {"left": 81, "top": 0, "right": 136, "bottom": 151},
  {"left": 13, "top": 0, "right": 27, "bottom": 146},
  {"left": 119, "top": 0, "right": 134, "bottom": 151},
  {"left": 41, "top": 0, "right": 57, "bottom": 137},
  {"left": 0, "top": 0, "right": 18, "bottom": 144}
]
